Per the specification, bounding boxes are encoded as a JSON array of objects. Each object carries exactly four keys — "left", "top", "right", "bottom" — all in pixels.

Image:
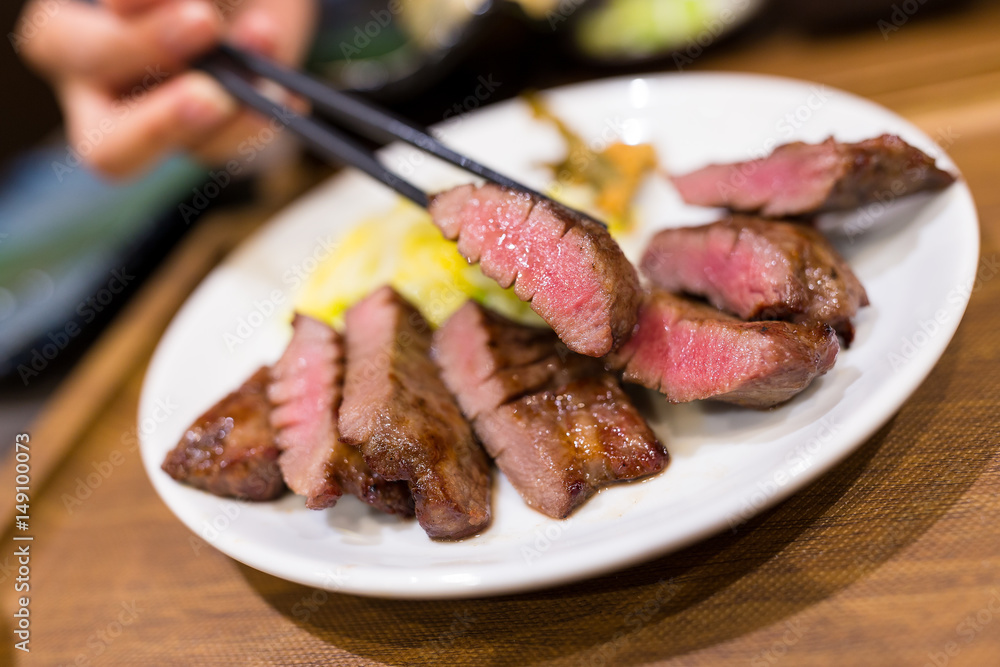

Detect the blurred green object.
[
  {"left": 0, "top": 146, "right": 207, "bottom": 377},
  {"left": 572, "top": 0, "right": 762, "bottom": 61},
  {"left": 0, "top": 154, "right": 204, "bottom": 289},
  {"left": 308, "top": 0, "right": 495, "bottom": 96},
  {"left": 576, "top": 0, "right": 709, "bottom": 58}
]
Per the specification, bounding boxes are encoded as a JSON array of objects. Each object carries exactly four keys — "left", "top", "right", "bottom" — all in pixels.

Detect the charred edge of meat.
[
  {"left": 485, "top": 375, "right": 668, "bottom": 518},
  {"left": 162, "top": 367, "right": 287, "bottom": 501},
  {"left": 339, "top": 286, "right": 492, "bottom": 540},
  {"left": 823, "top": 134, "right": 957, "bottom": 211},
  {"left": 330, "top": 446, "right": 416, "bottom": 517},
  {"left": 434, "top": 301, "right": 667, "bottom": 520}
]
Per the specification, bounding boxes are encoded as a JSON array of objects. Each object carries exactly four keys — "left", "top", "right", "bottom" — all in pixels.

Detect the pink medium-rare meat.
[
  {"left": 162, "top": 367, "right": 286, "bottom": 501},
  {"left": 428, "top": 183, "right": 641, "bottom": 358},
  {"left": 434, "top": 301, "right": 667, "bottom": 519},
  {"left": 268, "top": 314, "right": 413, "bottom": 514},
  {"left": 672, "top": 134, "right": 956, "bottom": 217},
  {"left": 641, "top": 216, "right": 869, "bottom": 342},
  {"left": 606, "top": 290, "right": 839, "bottom": 408},
  {"left": 338, "top": 287, "right": 491, "bottom": 539},
  {"left": 673, "top": 140, "right": 844, "bottom": 217},
  {"left": 267, "top": 314, "right": 342, "bottom": 509}
]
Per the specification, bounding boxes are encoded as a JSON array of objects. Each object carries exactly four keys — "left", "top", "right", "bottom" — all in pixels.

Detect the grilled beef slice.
[
  {"left": 434, "top": 301, "right": 668, "bottom": 519},
  {"left": 606, "top": 290, "right": 839, "bottom": 408},
  {"left": 162, "top": 367, "right": 286, "bottom": 501},
  {"left": 671, "top": 134, "right": 955, "bottom": 217},
  {"left": 269, "top": 314, "right": 413, "bottom": 514},
  {"left": 428, "top": 183, "right": 641, "bottom": 358},
  {"left": 641, "top": 216, "right": 869, "bottom": 342},
  {"left": 338, "top": 287, "right": 491, "bottom": 539}
]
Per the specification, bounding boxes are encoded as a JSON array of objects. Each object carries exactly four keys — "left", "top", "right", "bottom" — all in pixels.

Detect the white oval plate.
[{"left": 139, "top": 73, "right": 979, "bottom": 599}]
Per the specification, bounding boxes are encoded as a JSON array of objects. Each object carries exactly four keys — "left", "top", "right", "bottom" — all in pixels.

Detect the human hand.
[{"left": 19, "top": 0, "right": 316, "bottom": 178}]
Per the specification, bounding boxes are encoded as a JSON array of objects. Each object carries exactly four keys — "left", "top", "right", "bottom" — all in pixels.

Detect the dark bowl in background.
[{"left": 309, "top": 0, "right": 510, "bottom": 100}]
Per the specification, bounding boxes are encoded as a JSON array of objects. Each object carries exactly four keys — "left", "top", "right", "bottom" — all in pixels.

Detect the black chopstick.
[
  {"left": 197, "top": 52, "right": 429, "bottom": 207},
  {"left": 215, "top": 44, "right": 549, "bottom": 202},
  {"left": 197, "top": 46, "right": 605, "bottom": 226}
]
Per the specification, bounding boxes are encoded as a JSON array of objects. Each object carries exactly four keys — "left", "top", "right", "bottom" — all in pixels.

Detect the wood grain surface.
[{"left": 5, "top": 3, "right": 1000, "bottom": 665}]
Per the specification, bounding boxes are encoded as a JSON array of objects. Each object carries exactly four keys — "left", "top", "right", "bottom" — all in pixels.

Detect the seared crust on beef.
[
  {"left": 434, "top": 301, "right": 667, "bottom": 519},
  {"left": 825, "top": 134, "right": 957, "bottom": 210},
  {"left": 162, "top": 367, "right": 286, "bottom": 501},
  {"left": 480, "top": 376, "right": 666, "bottom": 518},
  {"left": 339, "top": 287, "right": 491, "bottom": 539}
]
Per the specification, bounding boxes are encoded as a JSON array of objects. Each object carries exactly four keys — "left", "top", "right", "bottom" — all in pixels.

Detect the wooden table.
[{"left": 6, "top": 3, "right": 1000, "bottom": 664}]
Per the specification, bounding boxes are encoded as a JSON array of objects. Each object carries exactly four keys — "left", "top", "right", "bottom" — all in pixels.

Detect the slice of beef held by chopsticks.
[
  {"left": 162, "top": 367, "right": 286, "bottom": 501},
  {"left": 428, "top": 183, "right": 641, "bottom": 358},
  {"left": 434, "top": 301, "right": 667, "bottom": 520},
  {"left": 607, "top": 290, "right": 839, "bottom": 409},
  {"left": 268, "top": 314, "right": 413, "bottom": 515},
  {"left": 339, "top": 287, "right": 491, "bottom": 539},
  {"left": 641, "top": 216, "right": 869, "bottom": 342},
  {"left": 671, "top": 134, "right": 956, "bottom": 217}
]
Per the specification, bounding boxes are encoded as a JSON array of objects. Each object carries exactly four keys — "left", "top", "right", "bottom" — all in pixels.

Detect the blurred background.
[{"left": 0, "top": 0, "right": 982, "bottom": 444}]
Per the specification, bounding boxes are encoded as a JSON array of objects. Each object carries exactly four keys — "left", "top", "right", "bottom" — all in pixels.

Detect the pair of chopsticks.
[{"left": 196, "top": 45, "right": 552, "bottom": 211}]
